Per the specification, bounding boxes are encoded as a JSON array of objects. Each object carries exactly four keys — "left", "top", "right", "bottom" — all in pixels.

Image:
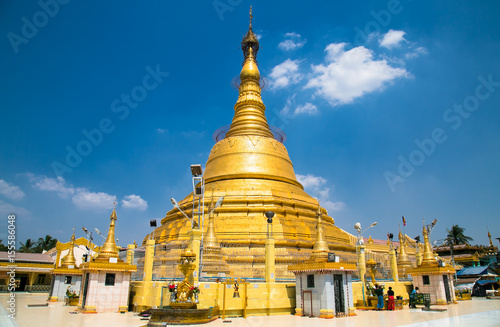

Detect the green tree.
[
  {"left": 445, "top": 225, "right": 473, "bottom": 245},
  {"left": 35, "top": 235, "right": 58, "bottom": 252},
  {"left": 0, "top": 240, "right": 8, "bottom": 251},
  {"left": 444, "top": 224, "right": 473, "bottom": 267},
  {"left": 19, "top": 239, "right": 36, "bottom": 253}
]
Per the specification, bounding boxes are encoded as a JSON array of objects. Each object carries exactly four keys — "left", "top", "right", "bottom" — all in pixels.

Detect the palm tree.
[
  {"left": 36, "top": 235, "right": 58, "bottom": 252},
  {"left": 0, "top": 240, "right": 8, "bottom": 252},
  {"left": 445, "top": 225, "right": 473, "bottom": 245},
  {"left": 444, "top": 225, "right": 473, "bottom": 270},
  {"left": 19, "top": 239, "right": 36, "bottom": 253}
]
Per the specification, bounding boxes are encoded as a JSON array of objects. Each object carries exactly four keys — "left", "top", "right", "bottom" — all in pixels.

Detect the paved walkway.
[{"left": 1, "top": 293, "right": 499, "bottom": 327}]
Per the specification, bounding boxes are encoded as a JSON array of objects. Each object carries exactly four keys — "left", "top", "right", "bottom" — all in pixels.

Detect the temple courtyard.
[{"left": 1, "top": 293, "right": 498, "bottom": 327}]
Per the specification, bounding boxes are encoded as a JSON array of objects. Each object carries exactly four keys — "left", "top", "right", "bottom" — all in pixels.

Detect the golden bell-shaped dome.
[
  {"left": 60, "top": 231, "right": 77, "bottom": 268},
  {"left": 96, "top": 205, "right": 120, "bottom": 261},
  {"left": 240, "top": 47, "right": 260, "bottom": 81}
]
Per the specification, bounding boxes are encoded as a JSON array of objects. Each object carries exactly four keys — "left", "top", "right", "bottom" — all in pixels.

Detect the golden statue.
[{"left": 171, "top": 248, "right": 196, "bottom": 307}]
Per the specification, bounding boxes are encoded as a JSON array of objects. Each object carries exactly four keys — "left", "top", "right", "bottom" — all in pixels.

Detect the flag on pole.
[{"left": 402, "top": 216, "right": 406, "bottom": 226}]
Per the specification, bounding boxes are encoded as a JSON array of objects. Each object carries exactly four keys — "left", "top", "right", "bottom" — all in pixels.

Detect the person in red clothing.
[{"left": 387, "top": 286, "right": 395, "bottom": 310}]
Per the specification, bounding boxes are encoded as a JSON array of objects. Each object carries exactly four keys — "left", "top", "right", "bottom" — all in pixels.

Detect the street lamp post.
[
  {"left": 94, "top": 228, "right": 106, "bottom": 245},
  {"left": 354, "top": 221, "right": 377, "bottom": 307},
  {"left": 170, "top": 165, "right": 224, "bottom": 280},
  {"left": 82, "top": 227, "right": 93, "bottom": 262}
]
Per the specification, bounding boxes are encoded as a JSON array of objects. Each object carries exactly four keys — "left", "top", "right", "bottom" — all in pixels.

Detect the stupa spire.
[
  {"left": 397, "top": 228, "right": 412, "bottom": 276},
  {"left": 225, "top": 6, "right": 274, "bottom": 139},
  {"left": 311, "top": 203, "right": 329, "bottom": 260},
  {"left": 60, "top": 229, "right": 77, "bottom": 268},
  {"left": 249, "top": 5, "right": 253, "bottom": 30},
  {"left": 421, "top": 221, "right": 438, "bottom": 266},
  {"left": 204, "top": 196, "right": 219, "bottom": 248},
  {"left": 97, "top": 202, "right": 119, "bottom": 260}
]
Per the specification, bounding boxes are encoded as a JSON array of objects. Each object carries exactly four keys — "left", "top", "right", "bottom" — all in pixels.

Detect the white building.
[{"left": 78, "top": 206, "right": 136, "bottom": 313}]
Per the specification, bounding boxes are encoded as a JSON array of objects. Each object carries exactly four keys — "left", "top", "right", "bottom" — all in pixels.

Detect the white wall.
[
  {"left": 296, "top": 272, "right": 352, "bottom": 317},
  {"left": 83, "top": 271, "right": 131, "bottom": 313},
  {"left": 51, "top": 275, "right": 82, "bottom": 300}
]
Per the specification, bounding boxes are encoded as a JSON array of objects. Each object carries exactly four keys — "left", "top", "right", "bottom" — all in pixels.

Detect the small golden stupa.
[
  {"left": 397, "top": 229, "right": 413, "bottom": 277},
  {"left": 407, "top": 222, "right": 456, "bottom": 305},
  {"left": 146, "top": 8, "right": 356, "bottom": 279},
  {"left": 60, "top": 231, "right": 77, "bottom": 268}
]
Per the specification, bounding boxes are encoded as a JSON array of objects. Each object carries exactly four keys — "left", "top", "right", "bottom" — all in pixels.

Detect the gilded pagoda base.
[{"left": 148, "top": 306, "right": 218, "bottom": 326}]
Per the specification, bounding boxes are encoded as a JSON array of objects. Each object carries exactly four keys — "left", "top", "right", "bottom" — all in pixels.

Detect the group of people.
[
  {"left": 373, "top": 285, "right": 420, "bottom": 310},
  {"left": 374, "top": 284, "right": 396, "bottom": 310}
]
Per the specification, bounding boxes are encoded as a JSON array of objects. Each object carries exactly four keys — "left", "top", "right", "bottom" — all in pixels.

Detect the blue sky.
[{"left": 0, "top": 0, "right": 499, "bottom": 248}]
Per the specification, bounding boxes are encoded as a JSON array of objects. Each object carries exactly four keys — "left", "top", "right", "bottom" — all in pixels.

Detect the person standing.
[
  {"left": 387, "top": 286, "right": 395, "bottom": 310},
  {"left": 374, "top": 284, "right": 384, "bottom": 310},
  {"left": 409, "top": 287, "right": 419, "bottom": 308}
]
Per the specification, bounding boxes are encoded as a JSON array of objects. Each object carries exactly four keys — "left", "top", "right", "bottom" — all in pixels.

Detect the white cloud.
[
  {"left": 26, "top": 173, "right": 116, "bottom": 210},
  {"left": 305, "top": 43, "right": 408, "bottom": 106},
  {"left": 28, "top": 174, "right": 75, "bottom": 199},
  {"left": 72, "top": 190, "right": 115, "bottom": 210},
  {"left": 379, "top": 30, "right": 406, "bottom": 48},
  {"left": 156, "top": 128, "right": 167, "bottom": 134},
  {"left": 278, "top": 32, "right": 307, "bottom": 51},
  {"left": 121, "top": 194, "right": 148, "bottom": 211},
  {"left": 297, "top": 174, "right": 327, "bottom": 189},
  {"left": 324, "top": 43, "right": 348, "bottom": 61},
  {"left": 280, "top": 95, "right": 294, "bottom": 116},
  {"left": 296, "top": 173, "right": 346, "bottom": 213},
  {"left": 406, "top": 46, "right": 429, "bottom": 59},
  {"left": 0, "top": 199, "right": 31, "bottom": 218},
  {"left": 281, "top": 96, "right": 318, "bottom": 117},
  {"left": 294, "top": 102, "right": 318, "bottom": 115},
  {"left": 322, "top": 200, "right": 347, "bottom": 212},
  {"left": 0, "top": 179, "right": 25, "bottom": 200},
  {"left": 269, "top": 59, "right": 303, "bottom": 90}
]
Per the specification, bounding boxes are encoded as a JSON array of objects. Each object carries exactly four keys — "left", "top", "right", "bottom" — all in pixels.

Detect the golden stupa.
[{"left": 146, "top": 10, "right": 357, "bottom": 278}]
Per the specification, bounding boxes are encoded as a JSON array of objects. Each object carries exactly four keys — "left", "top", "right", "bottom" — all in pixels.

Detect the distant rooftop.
[
  {"left": 457, "top": 266, "right": 497, "bottom": 277},
  {"left": 0, "top": 252, "right": 54, "bottom": 264}
]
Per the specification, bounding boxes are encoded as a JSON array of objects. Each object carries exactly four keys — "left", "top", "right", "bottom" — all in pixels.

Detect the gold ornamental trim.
[
  {"left": 51, "top": 268, "right": 83, "bottom": 275},
  {"left": 0, "top": 262, "right": 53, "bottom": 269},
  {"left": 80, "top": 261, "right": 136, "bottom": 273},
  {"left": 408, "top": 265, "right": 456, "bottom": 275},
  {"left": 288, "top": 261, "right": 357, "bottom": 273}
]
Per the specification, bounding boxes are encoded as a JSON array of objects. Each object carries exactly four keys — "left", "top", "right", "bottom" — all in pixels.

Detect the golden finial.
[
  {"left": 488, "top": 229, "right": 493, "bottom": 247},
  {"left": 311, "top": 200, "right": 329, "bottom": 260},
  {"left": 249, "top": 6, "right": 253, "bottom": 29},
  {"left": 97, "top": 205, "right": 119, "bottom": 261},
  {"left": 60, "top": 229, "right": 77, "bottom": 268},
  {"left": 204, "top": 194, "right": 220, "bottom": 248},
  {"left": 421, "top": 221, "right": 438, "bottom": 266},
  {"left": 397, "top": 227, "right": 411, "bottom": 276},
  {"left": 111, "top": 200, "right": 117, "bottom": 220},
  {"left": 225, "top": 5, "right": 273, "bottom": 139}
]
